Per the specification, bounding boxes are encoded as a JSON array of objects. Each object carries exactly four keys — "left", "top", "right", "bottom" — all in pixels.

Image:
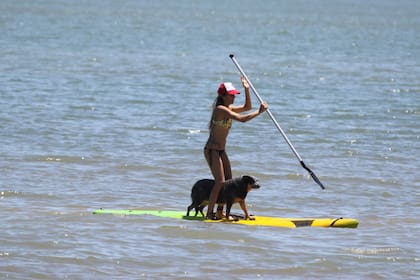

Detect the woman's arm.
[
  {"left": 219, "top": 102, "right": 268, "bottom": 123},
  {"left": 230, "top": 77, "right": 252, "bottom": 113}
]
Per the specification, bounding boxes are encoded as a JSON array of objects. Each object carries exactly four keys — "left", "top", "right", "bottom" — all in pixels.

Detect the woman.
[{"left": 204, "top": 77, "right": 268, "bottom": 220}]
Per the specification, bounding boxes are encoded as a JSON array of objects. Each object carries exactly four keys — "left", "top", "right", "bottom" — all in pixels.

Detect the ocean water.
[{"left": 1, "top": 0, "right": 419, "bottom": 279}]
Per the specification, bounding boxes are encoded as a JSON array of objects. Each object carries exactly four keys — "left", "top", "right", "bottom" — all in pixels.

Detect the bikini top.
[{"left": 212, "top": 118, "right": 232, "bottom": 129}]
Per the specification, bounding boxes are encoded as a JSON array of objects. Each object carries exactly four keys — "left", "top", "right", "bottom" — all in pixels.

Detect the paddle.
[{"left": 229, "top": 54, "right": 325, "bottom": 190}]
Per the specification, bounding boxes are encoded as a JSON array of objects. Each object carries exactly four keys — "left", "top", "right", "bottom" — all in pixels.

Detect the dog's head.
[{"left": 241, "top": 175, "right": 260, "bottom": 191}]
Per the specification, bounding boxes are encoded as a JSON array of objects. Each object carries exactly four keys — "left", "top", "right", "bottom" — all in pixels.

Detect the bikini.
[
  {"left": 211, "top": 118, "right": 232, "bottom": 129},
  {"left": 204, "top": 117, "right": 232, "bottom": 161}
]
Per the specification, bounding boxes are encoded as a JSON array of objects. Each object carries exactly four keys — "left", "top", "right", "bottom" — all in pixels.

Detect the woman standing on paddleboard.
[{"left": 204, "top": 77, "right": 268, "bottom": 220}]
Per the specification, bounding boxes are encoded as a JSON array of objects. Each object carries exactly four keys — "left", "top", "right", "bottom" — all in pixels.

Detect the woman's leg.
[
  {"left": 204, "top": 149, "right": 225, "bottom": 218},
  {"left": 215, "top": 151, "right": 232, "bottom": 218},
  {"left": 220, "top": 151, "right": 232, "bottom": 180}
]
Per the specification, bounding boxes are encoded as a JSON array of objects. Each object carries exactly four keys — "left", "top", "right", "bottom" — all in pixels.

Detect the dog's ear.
[{"left": 241, "top": 175, "right": 255, "bottom": 183}]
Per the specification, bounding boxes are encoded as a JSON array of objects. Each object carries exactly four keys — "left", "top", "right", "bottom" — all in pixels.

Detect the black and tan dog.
[{"left": 186, "top": 175, "right": 260, "bottom": 220}]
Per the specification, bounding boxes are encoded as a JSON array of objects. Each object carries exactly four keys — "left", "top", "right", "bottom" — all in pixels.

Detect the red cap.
[{"left": 218, "top": 82, "right": 240, "bottom": 95}]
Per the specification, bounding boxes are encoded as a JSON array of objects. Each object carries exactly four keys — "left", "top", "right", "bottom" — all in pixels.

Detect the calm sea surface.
[{"left": 1, "top": 0, "right": 419, "bottom": 279}]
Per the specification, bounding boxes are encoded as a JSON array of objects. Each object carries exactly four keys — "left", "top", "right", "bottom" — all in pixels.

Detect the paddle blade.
[{"left": 300, "top": 161, "right": 325, "bottom": 189}]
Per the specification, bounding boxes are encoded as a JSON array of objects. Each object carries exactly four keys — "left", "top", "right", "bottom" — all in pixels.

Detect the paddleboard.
[{"left": 93, "top": 209, "right": 358, "bottom": 228}]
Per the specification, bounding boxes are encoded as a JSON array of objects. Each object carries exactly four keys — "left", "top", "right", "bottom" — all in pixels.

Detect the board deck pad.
[{"left": 93, "top": 209, "right": 359, "bottom": 228}]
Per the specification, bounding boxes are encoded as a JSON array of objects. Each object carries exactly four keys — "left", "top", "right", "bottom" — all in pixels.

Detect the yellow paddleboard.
[{"left": 93, "top": 209, "right": 358, "bottom": 228}]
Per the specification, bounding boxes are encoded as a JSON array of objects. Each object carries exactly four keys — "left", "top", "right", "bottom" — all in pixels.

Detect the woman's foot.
[
  {"left": 215, "top": 211, "right": 225, "bottom": 220},
  {"left": 206, "top": 213, "right": 222, "bottom": 220}
]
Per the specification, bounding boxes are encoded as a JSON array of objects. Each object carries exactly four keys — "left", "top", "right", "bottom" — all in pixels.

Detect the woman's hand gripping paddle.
[{"left": 229, "top": 54, "right": 325, "bottom": 190}]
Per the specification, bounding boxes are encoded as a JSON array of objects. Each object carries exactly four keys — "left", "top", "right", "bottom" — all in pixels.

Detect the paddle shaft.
[{"left": 229, "top": 54, "right": 325, "bottom": 189}]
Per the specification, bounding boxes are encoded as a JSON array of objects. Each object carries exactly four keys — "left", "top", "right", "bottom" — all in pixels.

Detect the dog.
[{"left": 186, "top": 175, "right": 260, "bottom": 220}]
